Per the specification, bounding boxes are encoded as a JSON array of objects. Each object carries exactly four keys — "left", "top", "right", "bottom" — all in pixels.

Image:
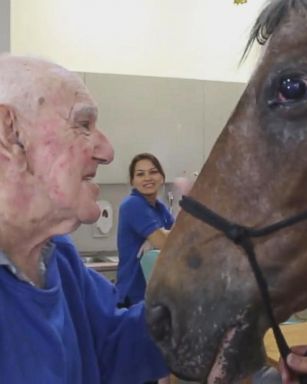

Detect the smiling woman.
[
  {"left": 116, "top": 153, "right": 175, "bottom": 384},
  {"left": 116, "top": 153, "right": 174, "bottom": 308}
]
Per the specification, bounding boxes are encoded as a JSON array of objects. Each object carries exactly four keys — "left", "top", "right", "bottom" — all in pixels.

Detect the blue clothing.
[
  {"left": 116, "top": 188, "right": 174, "bottom": 304},
  {"left": 251, "top": 366, "right": 281, "bottom": 383},
  {"left": 0, "top": 235, "right": 168, "bottom": 384}
]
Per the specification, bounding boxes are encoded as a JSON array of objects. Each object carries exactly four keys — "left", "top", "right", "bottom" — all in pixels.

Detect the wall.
[
  {"left": 11, "top": 0, "right": 265, "bottom": 82},
  {"left": 74, "top": 72, "right": 246, "bottom": 185},
  {"left": 0, "top": 0, "right": 10, "bottom": 52},
  {"left": 85, "top": 72, "right": 205, "bottom": 183},
  {"left": 71, "top": 184, "right": 129, "bottom": 252}
]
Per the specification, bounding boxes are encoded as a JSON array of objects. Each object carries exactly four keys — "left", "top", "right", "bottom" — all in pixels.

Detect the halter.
[{"left": 179, "top": 195, "right": 307, "bottom": 383}]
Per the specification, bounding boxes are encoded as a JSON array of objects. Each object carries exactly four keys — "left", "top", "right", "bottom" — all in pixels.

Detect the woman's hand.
[
  {"left": 279, "top": 346, "right": 307, "bottom": 383},
  {"left": 147, "top": 228, "right": 171, "bottom": 250}
]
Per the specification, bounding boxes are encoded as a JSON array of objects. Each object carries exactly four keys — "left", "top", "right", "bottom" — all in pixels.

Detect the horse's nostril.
[{"left": 146, "top": 304, "right": 172, "bottom": 343}]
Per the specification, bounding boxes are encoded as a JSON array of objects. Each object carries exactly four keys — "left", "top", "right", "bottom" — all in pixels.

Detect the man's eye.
[{"left": 79, "top": 121, "right": 90, "bottom": 130}]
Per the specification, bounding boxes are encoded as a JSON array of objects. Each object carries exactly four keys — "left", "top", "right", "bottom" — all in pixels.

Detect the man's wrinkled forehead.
[
  {"left": 0, "top": 55, "right": 96, "bottom": 120},
  {"left": 39, "top": 70, "right": 96, "bottom": 120}
]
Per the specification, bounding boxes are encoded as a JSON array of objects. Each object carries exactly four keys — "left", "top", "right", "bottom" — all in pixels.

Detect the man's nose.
[{"left": 93, "top": 129, "right": 114, "bottom": 164}]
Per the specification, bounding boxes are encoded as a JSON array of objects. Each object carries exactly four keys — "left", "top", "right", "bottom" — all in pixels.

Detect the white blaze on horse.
[{"left": 146, "top": 1, "right": 307, "bottom": 383}]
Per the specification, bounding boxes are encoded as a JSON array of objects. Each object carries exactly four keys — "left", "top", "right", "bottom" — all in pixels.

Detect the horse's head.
[{"left": 146, "top": 1, "right": 307, "bottom": 382}]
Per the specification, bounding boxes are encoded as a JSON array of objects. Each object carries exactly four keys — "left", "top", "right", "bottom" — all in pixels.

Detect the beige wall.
[
  {"left": 0, "top": 0, "right": 10, "bottom": 52},
  {"left": 71, "top": 184, "right": 129, "bottom": 253},
  {"left": 11, "top": 0, "right": 264, "bottom": 82}
]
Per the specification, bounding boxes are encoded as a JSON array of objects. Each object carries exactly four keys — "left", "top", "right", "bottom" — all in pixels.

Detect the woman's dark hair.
[{"left": 129, "top": 153, "right": 166, "bottom": 184}]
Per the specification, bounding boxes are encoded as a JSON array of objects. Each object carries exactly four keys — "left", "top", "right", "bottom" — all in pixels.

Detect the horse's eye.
[
  {"left": 268, "top": 76, "right": 307, "bottom": 108},
  {"left": 278, "top": 77, "right": 306, "bottom": 101}
]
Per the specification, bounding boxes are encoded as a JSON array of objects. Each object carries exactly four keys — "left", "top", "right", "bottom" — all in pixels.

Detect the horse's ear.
[{"left": 0, "top": 105, "right": 24, "bottom": 160}]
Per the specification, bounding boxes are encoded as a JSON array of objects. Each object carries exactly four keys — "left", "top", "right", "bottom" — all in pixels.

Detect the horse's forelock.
[{"left": 241, "top": 0, "right": 307, "bottom": 62}]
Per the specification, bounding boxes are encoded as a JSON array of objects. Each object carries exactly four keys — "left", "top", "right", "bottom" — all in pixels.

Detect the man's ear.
[{"left": 0, "top": 105, "right": 23, "bottom": 160}]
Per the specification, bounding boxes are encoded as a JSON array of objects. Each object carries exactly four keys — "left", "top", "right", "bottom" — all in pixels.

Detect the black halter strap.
[{"left": 179, "top": 195, "right": 307, "bottom": 383}]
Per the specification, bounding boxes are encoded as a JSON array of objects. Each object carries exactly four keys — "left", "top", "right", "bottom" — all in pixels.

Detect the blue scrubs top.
[{"left": 116, "top": 189, "right": 174, "bottom": 304}]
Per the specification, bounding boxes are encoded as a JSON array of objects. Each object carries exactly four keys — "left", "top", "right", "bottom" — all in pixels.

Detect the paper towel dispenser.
[{"left": 95, "top": 200, "right": 113, "bottom": 236}]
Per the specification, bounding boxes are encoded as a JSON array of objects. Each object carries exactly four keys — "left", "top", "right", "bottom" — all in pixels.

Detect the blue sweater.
[{"left": 0, "top": 235, "right": 167, "bottom": 384}]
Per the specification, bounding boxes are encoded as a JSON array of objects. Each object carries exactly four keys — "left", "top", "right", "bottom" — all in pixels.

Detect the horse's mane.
[{"left": 242, "top": 0, "right": 307, "bottom": 60}]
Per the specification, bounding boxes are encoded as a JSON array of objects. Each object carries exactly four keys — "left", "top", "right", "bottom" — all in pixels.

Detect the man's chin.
[
  {"left": 78, "top": 204, "right": 101, "bottom": 224},
  {"left": 83, "top": 180, "right": 100, "bottom": 198}
]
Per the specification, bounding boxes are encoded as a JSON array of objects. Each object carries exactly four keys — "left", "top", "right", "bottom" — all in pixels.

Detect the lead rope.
[{"left": 179, "top": 195, "right": 307, "bottom": 384}]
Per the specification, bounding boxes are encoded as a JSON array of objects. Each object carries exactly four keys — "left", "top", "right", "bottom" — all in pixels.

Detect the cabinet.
[
  {"left": 84, "top": 73, "right": 246, "bottom": 183},
  {"left": 85, "top": 73, "right": 205, "bottom": 183}
]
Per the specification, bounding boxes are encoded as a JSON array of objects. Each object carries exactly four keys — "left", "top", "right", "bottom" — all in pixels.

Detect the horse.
[{"left": 146, "top": 0, "right": 307, "bottom": 383}]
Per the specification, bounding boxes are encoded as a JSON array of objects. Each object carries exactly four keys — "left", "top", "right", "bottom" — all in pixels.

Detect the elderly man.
[{"left": 0, "top": 54, "right": 167, "bottom": 384}]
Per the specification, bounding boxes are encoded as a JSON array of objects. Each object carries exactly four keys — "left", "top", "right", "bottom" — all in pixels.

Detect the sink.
[{"left": 80, "top": 251, "right": 118, "bottom": 264}]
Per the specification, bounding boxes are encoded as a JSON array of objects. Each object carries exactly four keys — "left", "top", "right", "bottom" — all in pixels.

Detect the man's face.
[{"left": 23, "top": 73, "right": 114, "bottom": 228}]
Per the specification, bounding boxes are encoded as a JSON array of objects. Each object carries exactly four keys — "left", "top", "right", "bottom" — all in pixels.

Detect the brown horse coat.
[{"left": 146, "top": 1, "right": 307, "bottom": 383}]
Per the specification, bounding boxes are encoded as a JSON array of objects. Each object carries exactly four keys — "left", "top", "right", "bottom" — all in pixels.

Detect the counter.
[{"left": 81, "top": 251, "right": 118, "bottom": 283}]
